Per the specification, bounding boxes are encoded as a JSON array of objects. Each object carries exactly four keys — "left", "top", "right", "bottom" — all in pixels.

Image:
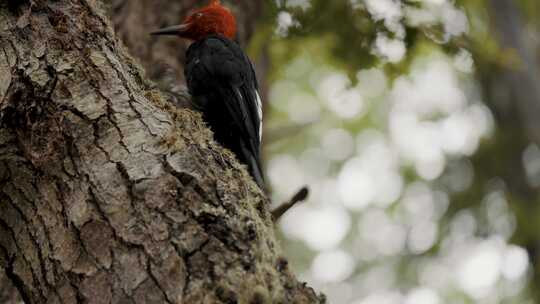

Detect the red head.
[{"left": 151, "top": 0, "right": 236, "bottom": 40}]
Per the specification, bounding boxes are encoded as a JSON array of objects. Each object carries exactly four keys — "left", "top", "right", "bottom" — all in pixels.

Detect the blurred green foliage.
[{"left": 252, "top": 0, "right": 540, "bottom": 303}]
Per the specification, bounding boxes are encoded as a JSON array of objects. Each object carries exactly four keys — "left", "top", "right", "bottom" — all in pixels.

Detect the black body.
[{"left": 185, "top": 34, "right": 264, "bottom": 188}]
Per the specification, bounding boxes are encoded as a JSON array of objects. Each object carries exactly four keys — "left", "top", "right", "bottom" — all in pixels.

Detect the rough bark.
[{"left": 0, "top": 1, "right": 322, "bottom": 303}]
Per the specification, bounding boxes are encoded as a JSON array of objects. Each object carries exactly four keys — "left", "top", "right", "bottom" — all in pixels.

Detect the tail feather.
[{"left": 240, "top": 141, "right": 265, "bottom": 190}]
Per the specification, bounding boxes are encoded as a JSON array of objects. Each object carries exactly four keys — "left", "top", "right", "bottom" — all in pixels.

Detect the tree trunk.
[
  {"left": 470, "top": 0, "right": 540, "bottom": 300},
  {"left": 487, "top": 0, "right": 540, "bottom": 144},
  {"left": 0, "top": 270, "right": 20, "bottom": 303},
  {"left": 0, "top": 1, "right": 322, "bottom": 303}
]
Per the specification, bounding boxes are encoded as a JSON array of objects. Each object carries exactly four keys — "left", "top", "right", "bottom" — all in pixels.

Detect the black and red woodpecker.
[{"left": 151, "top": 0, "right": 265, "bottom": 189}]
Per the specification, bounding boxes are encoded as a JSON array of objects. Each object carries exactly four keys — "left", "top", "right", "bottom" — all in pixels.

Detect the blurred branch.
[
  {"left": 272, "top": 186, "right": 310, "bottom": 221},
  {"left": 264, "top": 120, "right": 318, "bottom": 145}
]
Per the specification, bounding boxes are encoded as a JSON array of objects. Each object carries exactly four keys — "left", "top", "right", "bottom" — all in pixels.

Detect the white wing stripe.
[{"left": 255, "top": 90, "right": 263, "bottom": 141}]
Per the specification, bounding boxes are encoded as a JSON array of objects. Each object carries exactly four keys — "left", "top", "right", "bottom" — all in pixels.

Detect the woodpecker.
[{"left": 151, "top": 0, "right": 265, "bottom": 189}]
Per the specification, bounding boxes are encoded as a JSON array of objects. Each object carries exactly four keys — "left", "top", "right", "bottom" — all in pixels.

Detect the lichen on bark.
[{"left": 0, "top": 1, "right": 323, "bottom": 303}]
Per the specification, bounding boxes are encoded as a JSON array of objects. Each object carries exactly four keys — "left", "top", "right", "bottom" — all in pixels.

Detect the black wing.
[{"left": 185, "top": 35, "right": 264, "bottom": 188}]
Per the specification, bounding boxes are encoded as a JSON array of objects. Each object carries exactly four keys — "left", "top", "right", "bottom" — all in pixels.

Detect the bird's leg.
[{"left": 271, "top": 186, "right": 309, "bottom": 222}]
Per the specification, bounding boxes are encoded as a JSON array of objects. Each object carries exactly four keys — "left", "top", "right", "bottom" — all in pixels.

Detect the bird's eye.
[{"left": 195, "top": 13, "right": 203, "bottom": 18}]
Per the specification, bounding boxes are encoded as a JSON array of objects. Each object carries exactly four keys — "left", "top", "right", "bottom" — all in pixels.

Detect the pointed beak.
[{"left": 150, "top": 23, "right": 191, "bottom": 36}]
